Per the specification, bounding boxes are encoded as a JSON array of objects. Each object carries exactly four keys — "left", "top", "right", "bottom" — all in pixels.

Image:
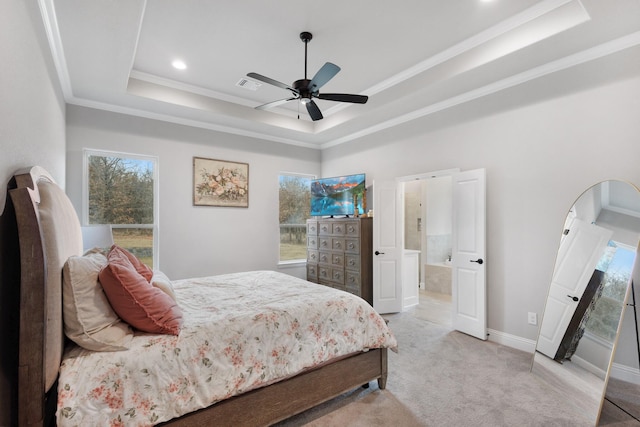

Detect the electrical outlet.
[{"left": 528, "top": 312, "right": 537, "bottom": 326}]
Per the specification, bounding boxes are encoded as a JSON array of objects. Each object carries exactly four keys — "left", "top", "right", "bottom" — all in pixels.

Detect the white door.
[
  {"left": 452, "top": 169, "right": 487, "bottom": 340},
  {"left": 373, "top": 180, "right": 402, "bottom": 313},
  {"left": 536, "top": 218, "right": 612, "bottom": 359}
]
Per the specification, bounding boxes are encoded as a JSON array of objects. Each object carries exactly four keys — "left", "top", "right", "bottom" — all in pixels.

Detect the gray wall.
[
  {"left": 65, "top": 106, "right": 321, "bottom": 280},
  {"left": 0, "top": 0, "right": 67, "bottom": 424},
  {"left": 0, "top": 1, "right": 66, "bottom": 212},
  {"left": 321, "top": 55, "right": 640, "bottom": 354}
]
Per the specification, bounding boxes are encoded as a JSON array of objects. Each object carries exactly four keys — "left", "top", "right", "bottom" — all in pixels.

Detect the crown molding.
[
  {"left": 39, "top": 0, "right": 73, "bottom": 98},
  {"left": 363, "top": 0, "right": 582, "bottom": 97},
  {"left": 322, "top": 31, "right": 640, "bottom": 149},
  {"left": 65, "top": 96, "right": 322, "bottom": 150}
]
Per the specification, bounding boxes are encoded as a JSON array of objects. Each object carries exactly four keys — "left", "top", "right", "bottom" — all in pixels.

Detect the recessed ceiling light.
[{"left": 172, "top": 59, "right": 187, "bottom": 70}]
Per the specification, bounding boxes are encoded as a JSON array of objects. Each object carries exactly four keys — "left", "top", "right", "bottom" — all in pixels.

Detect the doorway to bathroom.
[
  {"left": 374, "top": 168, "right": 485, "bottom": 338},
  {"left": 403, "top": 175, "right": 453, "bottom": 328}
]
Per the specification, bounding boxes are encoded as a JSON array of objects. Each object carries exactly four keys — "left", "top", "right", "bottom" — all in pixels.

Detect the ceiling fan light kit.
[{"left": 247, "top": 31, "right": 368, "bottom": 121}]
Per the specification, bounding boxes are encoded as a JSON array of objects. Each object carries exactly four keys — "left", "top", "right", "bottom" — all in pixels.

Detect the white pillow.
[
  {"left": 62, "top": 248, "right": 134, "bottom": 351},
  {"left": 151, "top": 270, "right": 177, "bottom": 302}
]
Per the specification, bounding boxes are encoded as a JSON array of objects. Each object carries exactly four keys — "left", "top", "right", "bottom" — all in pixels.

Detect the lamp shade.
[{"left": 81, "top": 225, "right": 114, "bottom": 252}]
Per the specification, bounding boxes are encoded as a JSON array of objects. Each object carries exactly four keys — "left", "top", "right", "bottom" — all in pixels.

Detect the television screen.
[{"left": 310, "top": 173, "right": 366, "bottom": 217}]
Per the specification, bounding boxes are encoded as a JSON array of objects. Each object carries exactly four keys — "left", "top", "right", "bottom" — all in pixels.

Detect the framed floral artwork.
[{"left": 193, "top": 157, "right": 249, "bottom": 207}]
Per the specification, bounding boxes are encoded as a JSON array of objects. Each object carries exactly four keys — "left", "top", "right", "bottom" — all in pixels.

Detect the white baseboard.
[
  {"left": 487, "top": 328, "right": 536, "bottom": 353},
  {"left": 610, "top": 362, "right": 640, "bottom": 385},
  {"left": 487, "top": 328, "right": 640, "bottom": 385},
  {"left": 403, "top": 296, "right": 419, "bottom": 310},
  {"left": 572, "top": 355, "right": 607, "bottom": 379}
]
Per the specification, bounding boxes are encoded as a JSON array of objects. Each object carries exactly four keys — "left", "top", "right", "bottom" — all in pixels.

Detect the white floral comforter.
[{"left": 56, "top": 270, "right": 397, "bottom": 426}]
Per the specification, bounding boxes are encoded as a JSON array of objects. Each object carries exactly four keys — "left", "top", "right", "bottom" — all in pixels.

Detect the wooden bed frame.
[{"left": 9, "top": 166, "right": 388, "bottom": 427}]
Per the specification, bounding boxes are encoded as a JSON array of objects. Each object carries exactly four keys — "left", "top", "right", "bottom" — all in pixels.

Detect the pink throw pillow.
[
  {"left": 109, "top": 244, "right": 154, "bottom": 282},
  {"left": 99, "top": 246, "right": 182, "bottom": 335}
]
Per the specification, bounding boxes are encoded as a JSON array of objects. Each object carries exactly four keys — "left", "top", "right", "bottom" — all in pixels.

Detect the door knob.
[
  {"left": 375, "top": 251, "right": 385, "bottom": 256},
  {"left": 470, "top": 258, "right": 484, "bottom": 265},
  {"left": 567, "top": 295, "right": 579, "bottom": 302}
]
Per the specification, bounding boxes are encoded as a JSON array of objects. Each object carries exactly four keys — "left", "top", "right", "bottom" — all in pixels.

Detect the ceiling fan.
[{"left": 247, "top": 32, "right": 368, "bottom": 121}]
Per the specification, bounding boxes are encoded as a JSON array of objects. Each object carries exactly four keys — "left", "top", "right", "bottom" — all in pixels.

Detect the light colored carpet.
[
  {"left": 276, "top": 296, "right": 639, "bottom": 426},
  {"left": 601, "top": 378, "right": 640, "bottom": 426}
]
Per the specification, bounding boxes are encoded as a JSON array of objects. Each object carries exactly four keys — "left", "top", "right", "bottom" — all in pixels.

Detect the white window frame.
[
  {"left": 82, "top": 149, "right": 160, "bottom": 267},
  {"left": 584, "top": 240, "right": 636, "bottom": 343},
  {"left": 278, "top": 172, "right": 315, "bottom": 266}
]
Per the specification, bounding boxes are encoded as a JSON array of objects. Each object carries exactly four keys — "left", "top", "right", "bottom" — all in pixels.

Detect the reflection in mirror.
[{"left": 532, "top": 181, "right": 640, "bottom": 425}]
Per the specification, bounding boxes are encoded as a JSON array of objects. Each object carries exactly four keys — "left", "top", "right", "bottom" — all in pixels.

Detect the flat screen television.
[{"left": 310, "top": 173, "right": 365, "bottom": 217}]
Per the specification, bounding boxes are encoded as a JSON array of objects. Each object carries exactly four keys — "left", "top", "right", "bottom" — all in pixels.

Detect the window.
[
  {"left": 279, "top": 173, "right": 314, "bottom": 263},
  {"left": 586, "top": 241, "right": 635, "bottom": 342},
  {"left": 84, "top": 150, "right": 158, "bottom": 267}
]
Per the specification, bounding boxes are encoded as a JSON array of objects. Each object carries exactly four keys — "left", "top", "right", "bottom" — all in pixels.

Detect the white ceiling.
[{"left": 43, "top": 0, "right": 640, "bottom": 149}]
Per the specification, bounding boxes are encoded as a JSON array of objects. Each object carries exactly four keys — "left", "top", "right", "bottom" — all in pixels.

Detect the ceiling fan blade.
[
  {"left": 247, "top": 72, "right": 296, "bottom": 93},
  {"left": 309, "top": 62, "right": 340, "bottom": 92},
  {"left": 305, "top": 100, "right": 323, "bottom": 121},
  {"left": 316, "top": 93, "right": 368, "bottom": 104},
  {"left": 255, "top": 97, "right": 297, "bottom": 110}
]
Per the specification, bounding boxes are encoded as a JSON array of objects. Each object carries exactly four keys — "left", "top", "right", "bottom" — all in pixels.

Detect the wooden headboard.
[{"left": 9, "top": 166, "right": 83, "bottom": 426}]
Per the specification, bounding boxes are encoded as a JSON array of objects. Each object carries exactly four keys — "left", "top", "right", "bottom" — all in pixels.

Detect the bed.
[{"left": 9, "top": 166, "right": 397, "bottom": 426}]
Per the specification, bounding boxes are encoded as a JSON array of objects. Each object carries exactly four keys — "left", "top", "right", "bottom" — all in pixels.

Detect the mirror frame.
[{"left": 531, "top": 180, "right": 640, "bottom": 425}]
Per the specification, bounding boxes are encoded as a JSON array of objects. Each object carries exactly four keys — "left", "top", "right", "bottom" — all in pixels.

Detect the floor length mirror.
[{"left": 531, "top": 180, "right": 640, "bottom": 425}]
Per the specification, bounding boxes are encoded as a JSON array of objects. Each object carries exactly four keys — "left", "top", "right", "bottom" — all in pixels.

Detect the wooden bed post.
[
  {"left": 10, "top": 173, "right": 48, "bottom": 427},
  {"left": 378, "top": 347, "right": 388, "bottom": 389}
]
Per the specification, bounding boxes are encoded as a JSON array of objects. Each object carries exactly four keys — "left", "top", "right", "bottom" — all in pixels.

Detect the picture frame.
[{"left": 193, "top": 157, "right": 249, "bottom": 207}]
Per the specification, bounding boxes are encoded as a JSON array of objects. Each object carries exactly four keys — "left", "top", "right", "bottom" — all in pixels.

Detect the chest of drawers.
[{"left": 306, "top": 217, "right": 372, "bottom": 305}]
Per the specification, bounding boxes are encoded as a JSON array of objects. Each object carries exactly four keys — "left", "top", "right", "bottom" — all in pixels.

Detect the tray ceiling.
[{"left": 44, "top": 0, "right": 640, "bottom": 148}]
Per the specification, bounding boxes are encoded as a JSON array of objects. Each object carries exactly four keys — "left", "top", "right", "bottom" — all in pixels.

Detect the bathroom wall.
[
  {"left": 425, "top": 176, "right": 453, "bottom": 265},
  {"left": 423, "top": 177, "right": 453, "bottom": 295},
  {"left": 404, "top": 181, "right": 422, "bottom": 251},
  {"left": 400, "top": 176, "right": 455, "bottom": 295}
]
